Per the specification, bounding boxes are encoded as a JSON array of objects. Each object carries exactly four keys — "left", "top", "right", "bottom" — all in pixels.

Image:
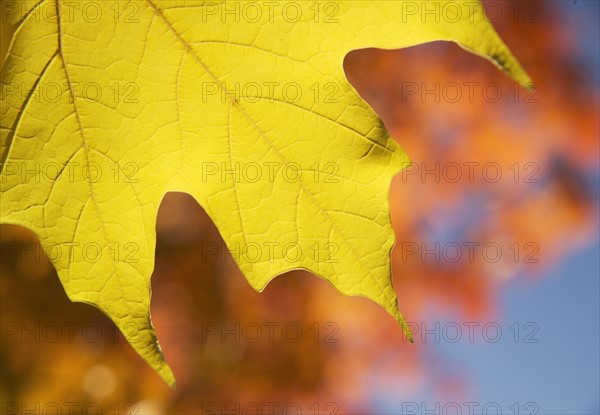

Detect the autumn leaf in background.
[{"left": 0, "top": 0, "right": 533, "bottom": 387}]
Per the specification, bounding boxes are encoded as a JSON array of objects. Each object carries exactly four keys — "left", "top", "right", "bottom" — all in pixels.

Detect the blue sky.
[
  {"left": 374, "top": 232, "right": 599, "bottom": 415},
  {"left": 442, "top": 241, "right": 599, "bottom": 414}
]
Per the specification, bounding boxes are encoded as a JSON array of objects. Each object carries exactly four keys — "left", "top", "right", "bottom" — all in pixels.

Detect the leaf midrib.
[{"left": 144, "top": 0, "right": 396, "bottom": 301}]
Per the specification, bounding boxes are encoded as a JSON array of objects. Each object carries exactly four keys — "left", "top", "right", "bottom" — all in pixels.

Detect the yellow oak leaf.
[{"left": 0, "top": 0, "right": 531, "bottom": 387}]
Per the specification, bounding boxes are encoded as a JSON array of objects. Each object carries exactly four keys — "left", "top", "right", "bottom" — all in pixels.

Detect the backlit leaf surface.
[{"left": 0, "top": 0, "right": 530, "bottom": 386}]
